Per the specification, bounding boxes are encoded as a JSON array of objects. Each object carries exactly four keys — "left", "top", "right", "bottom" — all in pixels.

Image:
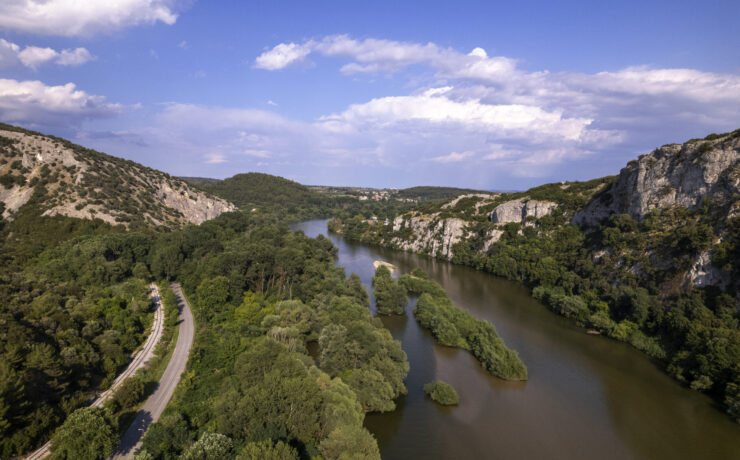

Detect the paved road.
[
  {"left": 26, "top": 284, "right": 166, "bottom": 460},
  {"left": 111, "top": 283, "right": 194, "bottom": 460}
]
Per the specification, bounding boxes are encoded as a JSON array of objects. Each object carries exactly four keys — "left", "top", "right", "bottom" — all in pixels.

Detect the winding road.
[
  {"left": 111, "top": 283, "right": 194, "bottom": 459},
  {"left": 26, "top": 283, "right": 166, "bottom": 460}
]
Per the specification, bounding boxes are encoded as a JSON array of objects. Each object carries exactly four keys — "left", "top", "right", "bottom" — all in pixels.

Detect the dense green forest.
[
  {"left": 186, "top": 172, "right": 417, "bottom": 222},
  {"left": 0, "top": 208, "right": 155, "bottom": 457},
  {"left": 135, "top": 213, "right": 408, "bottom": 459}
]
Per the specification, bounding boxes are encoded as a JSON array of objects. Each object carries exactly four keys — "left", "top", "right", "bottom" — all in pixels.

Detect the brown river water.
[{"left": 293, "top": 220, "right": 740, "bottom": 460}]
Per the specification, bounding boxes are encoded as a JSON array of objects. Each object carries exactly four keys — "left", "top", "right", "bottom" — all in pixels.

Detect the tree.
[
  {"left": 181, "top": 432, "right": 233, "bottom": 460},
  {"left": 196, "top": 276, "right": 230, "bottom": 323},
  {"left": 114, "top": 374, "right": 146, "bottom": 409},
  {"left": 372, "top": 266, "right": 407, "bottom": 315},
  {"left": 423, "top": 381, "right": 459, "bottom": 405},
  {"left": 50, "top": 407, "right": 117, "bottom": 460},
  {"left": 237, "top": 440, "right": 299, "bottom": 460},
  {"left": 319, "top": 425, "right": 380, "bottom": 460}
]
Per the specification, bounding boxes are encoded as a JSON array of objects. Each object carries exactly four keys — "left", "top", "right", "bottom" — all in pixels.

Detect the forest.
[{"left": 0, "top": 186, "right": 415, "bottom": 458}]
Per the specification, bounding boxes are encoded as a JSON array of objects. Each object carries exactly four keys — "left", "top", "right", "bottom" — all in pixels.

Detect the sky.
[{"left": 0, "top": 0, "right": 739, "bottom": 190}]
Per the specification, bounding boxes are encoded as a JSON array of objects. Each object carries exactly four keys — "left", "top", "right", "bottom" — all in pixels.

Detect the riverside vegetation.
[
  {"left": 400, "top": 269, "right": 528, "bottom": 381},
  {"left": 328, "top": 130, "right": 740, "bottom": 421}
]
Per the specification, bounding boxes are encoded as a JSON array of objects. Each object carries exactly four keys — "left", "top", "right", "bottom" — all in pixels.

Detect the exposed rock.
[
  {"left": 489, "top": 198, "right": 557, "bottom": 224},
  {"left": 391, "top": 214, "right": 468, "bottom": 260},
  {"left": 481, "top": 229, "right": 504, "bottom": 253},
  {"left": 0, "top": 127, "right": 236, "bottom": 227},
  {"left": 688, "top": 251, "right": 729, "bottom": 289},
  {"left": 574, "top": 134, "right": 740, "bottom": 226},
  {"left": 441, "top": 193, "right": 496, "bottom": 209}
]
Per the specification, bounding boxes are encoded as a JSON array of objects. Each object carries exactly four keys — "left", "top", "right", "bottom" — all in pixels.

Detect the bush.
[
  {"left": 114, "top": 374, "right": 146, "bottom": 409},
  {"left": 423, "top": 381, "right": 459, "bottom": 405}
]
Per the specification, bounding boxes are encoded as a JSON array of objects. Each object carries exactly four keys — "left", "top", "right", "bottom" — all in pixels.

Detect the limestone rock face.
[
  {"left": 489, "top": 199, "right": 557, "bottom": 224},
  {"left": 574, "top": 135, "right": 740, "bottom": 226},
  {"left": 391, "top": 215, "right": 468, "bottom": 260}
]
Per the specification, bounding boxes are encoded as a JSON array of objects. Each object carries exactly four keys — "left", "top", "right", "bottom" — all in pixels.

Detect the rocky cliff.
[
  {"left": 574, "top": 132, "right": 740, "bottom": 226},
  {"left": 0, "top": 124, "right": 236, "bottom": 228},
  {"left": 489, "top": 198, "right": 557, "bottom": 224}
]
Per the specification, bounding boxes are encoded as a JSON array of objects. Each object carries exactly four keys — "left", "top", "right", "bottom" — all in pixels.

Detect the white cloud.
[
  {"left": 254, "top": 42, "right": 313, "bottom": 70},
  {"left": 0, "top": 78, "right": 121, "bottom": 126},
  {"left": 57, "top": 47, "right": 95, "bottom": 66},
  {"left": 1, "top": 39, "right": 94, "bottom": 69},
  {"left": 18, "top": 46, "right": 58, "bottom": 69},
  {"left": 430, "top": 151, "right": 474, "bottom": 163},
  {"left": 0, "top": 39, "right": 21, "bottom": 68},
  {"left": 267, "top": 100, "right": 278, "bottom": 106},
  {"left": 319, "top": 87, "right": 594, "bottom": 142},
  {"left": 0, "top": 0, "right": 180, "bottom": 36}
]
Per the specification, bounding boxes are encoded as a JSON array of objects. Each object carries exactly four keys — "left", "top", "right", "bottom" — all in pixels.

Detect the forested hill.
[
  {"left": 0, "top": 124, "right": 235, "bottom": 230},
  {"left": 330, "top": 129, "right": 740, "bottom": 422},
  {"left": 396, "top": 185, "right": 489, "bottom": 201},
  {"left": 187, "top": 172, "right": 322, "bottom": 210}
]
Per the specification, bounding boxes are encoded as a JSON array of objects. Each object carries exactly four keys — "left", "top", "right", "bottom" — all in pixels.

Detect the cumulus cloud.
[
  {"left": 0, "top": 78, "right": 121, "bottom": 126},
  {"left": 254, "top": 42, "right": 312, "bottom": 70},
  {"left": 0, "top": 0, "right": 180, "bottom": 36},
  {"left": 255, "top": 35, "right": 740, "bottom": 170},
  {"left": 0, "top": 39, "right": 95, "bottom": 69},
  {"left": 18, "top": 46, "right": 59, "bottom": 69},
  {"left": 319, "top": 87, "right": 593, "bottom": 142}
]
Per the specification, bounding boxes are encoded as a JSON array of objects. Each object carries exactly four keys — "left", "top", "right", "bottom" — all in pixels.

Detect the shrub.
[{"left": 423, "top": 381, "right": 459, "bottom": 405}]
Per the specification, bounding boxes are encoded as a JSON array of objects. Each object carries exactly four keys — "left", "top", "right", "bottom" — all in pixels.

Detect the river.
[{"left": 293, "top": 219, "right": 740, "bottom": 460}]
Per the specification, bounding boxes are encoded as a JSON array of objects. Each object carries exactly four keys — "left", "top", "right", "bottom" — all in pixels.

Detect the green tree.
[
  {"left": 50, "top": 407, "right": 117, "bottom": 460},
  {"left": 237, "top": 440, "right": 299, "bottom": 460},
  {"left": 180, "top": 432, "right": 233, "bottom": 460},
  {"left": 114, "top": 374, "right": 146, "bottom": 409},
  {"left": 319, "top": 424, "right": 380, "bottom": 460},
  {"left": 423, "top": 381, "right": 459, "bottom": 405}
]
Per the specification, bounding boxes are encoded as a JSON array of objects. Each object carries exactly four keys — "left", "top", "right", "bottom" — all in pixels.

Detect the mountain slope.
[{"left": 0, "top": 124, "right": 235, "bottom": 229}]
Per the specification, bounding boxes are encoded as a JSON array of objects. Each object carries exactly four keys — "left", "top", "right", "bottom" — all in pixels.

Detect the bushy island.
[
  {"left": 402, "top": 269, "right": 527, "bottom": 381},
  {"left": 327, "top": 130, "right": 740, "bottom": 421},
  {"left": 372, "top": 265, "right": 408, "bottom": 315},
  {"left": 423, "top": 381, "right": 459, "bottom": 406}
]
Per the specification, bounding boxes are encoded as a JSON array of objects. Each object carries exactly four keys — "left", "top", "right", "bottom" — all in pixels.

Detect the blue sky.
[{"left": 0, "top": 0, "right": 739, "bottom": 189}]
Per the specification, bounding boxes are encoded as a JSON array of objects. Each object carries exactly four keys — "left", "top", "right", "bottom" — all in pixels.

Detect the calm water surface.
[{"left": 293, "top": 219, "right": 740, "bottom": 460}]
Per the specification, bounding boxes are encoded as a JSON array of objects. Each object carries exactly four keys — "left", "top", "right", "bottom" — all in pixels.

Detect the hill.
[
  {"left": 397, "top": 185, "right": 488, "bottom": 201},
  {"left": 193, "top": 172, "right": 321, "bottom": 210},
  {"left": 0, "top": 124, "right": 235, "bottom": 230}
]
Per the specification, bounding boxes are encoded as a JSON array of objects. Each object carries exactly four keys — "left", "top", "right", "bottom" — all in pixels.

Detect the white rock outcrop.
[
  {"left": 488, "top": 199, "right": 557, "bottom": 224},
  {"left": 574, "top": 135, "right": 740, "bottom": 226},
  {"left": 391, "top": 215, "right": 468, "bottom": 260}
]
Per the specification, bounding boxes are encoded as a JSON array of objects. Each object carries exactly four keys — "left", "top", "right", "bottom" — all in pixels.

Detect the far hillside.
[
  {"left": 192, "top": 172, "right": 320, "bottom": 210},
  {"left": 397, "top": 186, "right": 488, "bottom": 201}
]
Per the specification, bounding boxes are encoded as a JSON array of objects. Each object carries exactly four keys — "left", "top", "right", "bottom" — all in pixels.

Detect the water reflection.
[{"left": 293, "top": 220, "right": 740, "bottom": 460}]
